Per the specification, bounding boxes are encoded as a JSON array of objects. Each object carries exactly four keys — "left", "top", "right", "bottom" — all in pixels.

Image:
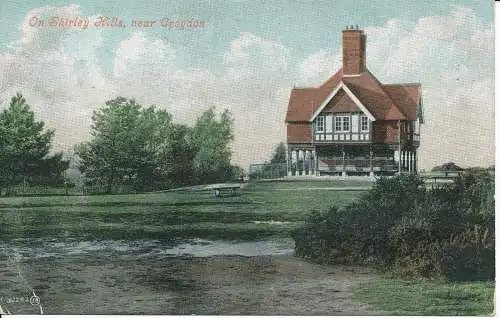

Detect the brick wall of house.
[{"left": 372, "top": 120, "right": 401, "bottom": 144}]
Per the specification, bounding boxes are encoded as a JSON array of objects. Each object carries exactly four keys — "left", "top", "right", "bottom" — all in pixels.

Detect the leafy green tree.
[
  {"left": 154, "top": 123, "right": 198, "bottom": 188},
  {"left": 191, "top": 107, "right": 235, "bottom": 184},
  {"left": 76, "top": 100, "right": 238, "bottom": 192},
  {"left": 135, "top": 106, "right": 175, "bottom": 190},
  {"left": 76, "top": 97, "right": 169, "bottom": 193},
  {"left": 0, "top": 93, "right": 68, "bottom": 194}
]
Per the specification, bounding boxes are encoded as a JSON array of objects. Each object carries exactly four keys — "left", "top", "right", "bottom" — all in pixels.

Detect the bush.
[
  {"left": 390, "top": 240, "right": 443, "bottom": 278},
  {"left": 293, "top": 172, "right": 495, "bottom": 281},
  {"left": 441, "top": 226, "right": 495, "bottom": 281},
  {"left": 292, "top": 207, "right": 345, "bottom": 262}
]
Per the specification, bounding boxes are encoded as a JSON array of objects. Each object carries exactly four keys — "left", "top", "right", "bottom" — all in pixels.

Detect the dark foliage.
[
  {"left": 76, "top": 99, "right": 241, "bottom": 193},
  {"left": 431, "top": 162, "right": 464, "bottom": 172},
  {"left": 0, "top": 93, "right": 69, "bottom": 195},
  {"left": 292, "top": 171, "right": 495, "bottom": 281}
]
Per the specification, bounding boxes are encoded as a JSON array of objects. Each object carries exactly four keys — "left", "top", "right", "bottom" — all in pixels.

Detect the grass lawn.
[
  {"left": 354, "top": 278, "right": 495, "bottom": 316},
  {"left": 0, "top": 180, "right": 368, "bottom": 241}
]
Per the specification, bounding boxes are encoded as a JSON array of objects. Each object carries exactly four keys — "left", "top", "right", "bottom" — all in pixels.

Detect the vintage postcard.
[{"left": 0, "top": 0, "right": 495, "bottom": 315}]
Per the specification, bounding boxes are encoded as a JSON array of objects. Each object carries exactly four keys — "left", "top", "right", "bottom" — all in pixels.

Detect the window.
[
  {"left": 361, "top": 116, "right": 369, "bottom": 131},
  {"left": 342, "top": 116, "right": 350, "bottom": 132},
  {"left": 316, "top": 116, "right": 325, "bottom": 132},
  {"left": 335, "top": 117, "right": 342, "bottom": 131},
  {"left": 334, "top": 115, "right": 350, "bottom": 132}
]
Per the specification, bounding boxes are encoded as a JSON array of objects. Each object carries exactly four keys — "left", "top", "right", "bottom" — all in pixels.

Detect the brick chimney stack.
[{"left": 342, "top": 26, "right": 366, "bottom": 75}]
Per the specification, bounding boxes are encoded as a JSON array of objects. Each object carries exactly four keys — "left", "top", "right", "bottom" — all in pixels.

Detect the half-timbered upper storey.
[{"left": 285, "top": 28, "right": 423, "bottom": 148}]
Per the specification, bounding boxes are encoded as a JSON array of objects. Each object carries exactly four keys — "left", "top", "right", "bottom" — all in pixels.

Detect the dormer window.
[{"left": 316, "top": 116, "right": 325, "bottom": 133}]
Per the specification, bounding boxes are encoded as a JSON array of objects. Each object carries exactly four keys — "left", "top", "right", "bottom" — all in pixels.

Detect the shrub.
[
  {"left": 294, "top": 172, "right": 495, "bottom": 281},
  {"left": 292, "top": 207, "right": 346, "bottom": 262},
  {"left": 440, "top": 226, "right": 495, "bottom": 281},
  {"left": 391, "top": 241, "right": 443, "bottom": 278}
]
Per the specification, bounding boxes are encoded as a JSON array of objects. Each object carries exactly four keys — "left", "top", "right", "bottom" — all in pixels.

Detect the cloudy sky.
[{"left": 0, "top": 0, "right": 494, "bottom": 170}]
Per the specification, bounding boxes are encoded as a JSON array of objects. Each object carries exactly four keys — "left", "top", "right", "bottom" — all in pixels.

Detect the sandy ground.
[
  {"left": 161, "top": 255, "right": 384, "bottom": 315},
  {"left": 1, "top": 254, "right": 384, "bottom": 315}
]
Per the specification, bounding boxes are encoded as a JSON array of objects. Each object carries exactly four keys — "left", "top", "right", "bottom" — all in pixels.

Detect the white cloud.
[
  {"left": 114, "top": 32, "right": 175, "bottom": 77},
  {"left": 0, "top": 5, "right": 115, "bottom": 149},
  {"left": 297, "top": 50, "right": 341, "bottom": 87}
]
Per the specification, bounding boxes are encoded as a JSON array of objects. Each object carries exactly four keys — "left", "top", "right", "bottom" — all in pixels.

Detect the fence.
[
  {"left": 318, "top": 158, "right": 397, "bottom": 172},
  {"left": 249, "top": 163, "right": 288, "bottom": 180}
]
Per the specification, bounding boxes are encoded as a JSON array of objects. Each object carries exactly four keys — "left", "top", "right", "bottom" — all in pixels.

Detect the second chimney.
[{"left": 342, "top": 28, "right": 366, "bottom": 75}]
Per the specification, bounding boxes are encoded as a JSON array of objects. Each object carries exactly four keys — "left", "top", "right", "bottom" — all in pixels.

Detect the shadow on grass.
[
  {"left": 0, "top": 223, "right": 296, "bottom": 241},
  {"left": 0, "top": 200, "right": 256, "bottom": 209}
]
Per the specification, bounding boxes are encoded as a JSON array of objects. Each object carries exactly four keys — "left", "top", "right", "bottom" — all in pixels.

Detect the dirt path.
[
  {"left": 4, "top": 254, "right": 384, "bottom": 315},
  {"left": 146, "top": 255, "right": 384, "bottom": 315}
]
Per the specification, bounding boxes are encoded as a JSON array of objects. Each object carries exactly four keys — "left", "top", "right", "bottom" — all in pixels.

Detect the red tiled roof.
[
  {"left": 285, "top": 69, "right": 343, "bottom": 122},
  {"left": 287, "top": 123, "right": 312, "bottom": 143},
  {"left": 285, "top": 88, "right": 319, "bottom": 122},
  {"left": 285, "top": 68, "right": 421, "bottom": 122},
  {"left": 382, "top": 83, "right": 421, "bottom": 121},
  {"left": 343, "top": 71, "right": 406, "bottom": 120}
]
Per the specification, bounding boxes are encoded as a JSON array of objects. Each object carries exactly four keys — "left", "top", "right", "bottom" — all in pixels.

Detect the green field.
[
  {"left": 354, "top": 278, "right": 495, "bottom": 316},
  {"left": 0, "top": 180, "right": 368, "bottom": 241}
]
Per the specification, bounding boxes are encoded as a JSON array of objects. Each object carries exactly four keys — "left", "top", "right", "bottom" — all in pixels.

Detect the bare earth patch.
[
  {"left": 2, "top": 254, "right": 385, "bottom": 315},
  {"left": 146, "top": 255, "right": 385, "bottom": 315}
]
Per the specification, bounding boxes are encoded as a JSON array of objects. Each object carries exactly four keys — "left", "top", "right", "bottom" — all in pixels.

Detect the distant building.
[{"left": 285, "top": 26, "right": 423, "bottom": 176}]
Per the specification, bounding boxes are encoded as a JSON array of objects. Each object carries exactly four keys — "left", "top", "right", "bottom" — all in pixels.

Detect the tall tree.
[
  {"left": 154, "top": 123, "right": 197, "bottom": 188},
  {"left": 0, "top": 93, "right": 68, "bottom": 193},
  {"left": 75, "top": 97, "right": 165, "bottom": 193},
  {"left": 192, "top": 107, "right": 235, "bottom": 184}
]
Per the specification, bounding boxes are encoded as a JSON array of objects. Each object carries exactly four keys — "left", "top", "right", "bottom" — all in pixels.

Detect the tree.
[
  {"left": 0, "top": 93, "right": 68, "bottom": 194},
  {"left": 76, "top": 100, "right": 238, "bottom": 193},
  {"left": 431, "top": 162, "right": 464, "bottom": 173},
  {"left": 75, "top": 97, "right": 171, "bottom": 193},
  {"left": 270, "top": 142, "right": 287, "bottom": 164},
  {"left": 154, "top": 123, "right": 198, "bottom": 188},
  {"left": 191, "top": 107, "right": 235, "bottom": 184},
  {"left": 262, "top": 142, "right": 287, "bottom": 178}
]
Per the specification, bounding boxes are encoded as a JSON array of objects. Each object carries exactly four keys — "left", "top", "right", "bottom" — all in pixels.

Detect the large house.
[{"left": 285, "top": 27, "right": 423, "bottom": 177}]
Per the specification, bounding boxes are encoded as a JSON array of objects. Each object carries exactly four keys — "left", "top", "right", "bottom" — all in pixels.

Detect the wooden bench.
[{"left": 203, "top": 183, "right": 243, "bottom": 197}]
